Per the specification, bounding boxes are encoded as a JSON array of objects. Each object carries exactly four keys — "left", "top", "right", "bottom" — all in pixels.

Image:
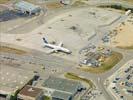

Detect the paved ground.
[
  {"left": 107, "top": 60, "right": 133, "bottom": 100},
  {"left": 0, "top": 44, "right": 133, "bottom": 100},
  {"left": 0, "top": 7, "right": 122, "bottom": 63},
  {"left": 0, "top": 1, "right": 133, "bottom": 100}
]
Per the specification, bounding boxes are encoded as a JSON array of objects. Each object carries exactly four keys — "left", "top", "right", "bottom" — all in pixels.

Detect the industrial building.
[
  {"left": 17, "top": 85, "right": 44, "bottom": 100},
  {"left": 42, "top": 77, "right": 83, "bottom": 100},
  {"left": 14, "top": 1, "right": 41, "bottom": 15}
]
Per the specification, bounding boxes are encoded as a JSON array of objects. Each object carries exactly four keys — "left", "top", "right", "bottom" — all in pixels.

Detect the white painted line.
[
  {"left": 26, "top": 17, "right": 37, "bottom": 23},
  {"left": 7, "top": 28, "right": 13, "bottom": 31},
  {"left": 13, "top": 25, "right": 19, "bottom": 28}
]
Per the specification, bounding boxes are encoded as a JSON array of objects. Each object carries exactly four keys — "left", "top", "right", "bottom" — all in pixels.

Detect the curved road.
[{"left": 1, "top": 1, "right": 133, "bottom": 100}]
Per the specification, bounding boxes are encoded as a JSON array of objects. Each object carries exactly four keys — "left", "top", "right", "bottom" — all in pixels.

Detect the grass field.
[
  {"left": 65, "top": 72, "right": 95, "bottom": 88},
  {"left": 44, "top": 96, "right": 51, "bottom": 100},
  {"left": 72, "top": 1, "right": 86, "bottom": 6},
  {"left": 79, "top": 51, "right": 123, "bottom": 73},
  {"left": 0, "top": 46, "right": 27, "bottom": 55}
]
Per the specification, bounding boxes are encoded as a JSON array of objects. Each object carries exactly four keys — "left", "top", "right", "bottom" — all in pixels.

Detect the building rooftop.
[
  {"left": 18, "top": 85, "right": 43, "bottom": 98},
  {"left": 0, "top": 64, "right": 35, "bottom": 95},
  {"left": 43, "top": 77, "right": 82, "bottom": 94},
  {"left": 51, "top": 91, "right": 72, "bottom": 100},
  {"left": 14, "top": 1, "right": 39, "bottom": 12}
]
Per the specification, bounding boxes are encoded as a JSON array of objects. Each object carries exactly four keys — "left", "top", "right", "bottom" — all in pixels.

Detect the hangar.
[
  {"left": 42, "top": 77, "right": 83, "bottom": 100},
  {"left": 14, "top": 1, "right": 41, "bottom": 15}
]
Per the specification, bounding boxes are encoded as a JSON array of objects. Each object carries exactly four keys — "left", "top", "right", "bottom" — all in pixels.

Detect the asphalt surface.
[
  {"left": 0, "top": 46, "right": 133, "bottom": 100},
  {"left": 1, "top": 1, "right": 133, "bottom": 100},
  {"left": 0, "top": 16, "right": 132, "bottom": 100}
]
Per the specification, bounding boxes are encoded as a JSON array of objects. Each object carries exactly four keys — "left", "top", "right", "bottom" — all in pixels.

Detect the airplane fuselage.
[{"left": 44, "top": 44, "right": 71, "bottom": 54}]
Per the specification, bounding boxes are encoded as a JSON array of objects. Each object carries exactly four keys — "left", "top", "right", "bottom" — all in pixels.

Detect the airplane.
[{"left": 42, "top": 38, "right": 72, "bottom": 54}]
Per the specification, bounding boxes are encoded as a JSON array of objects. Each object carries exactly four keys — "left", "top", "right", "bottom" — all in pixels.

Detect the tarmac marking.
[
  {"left": 7, "top": 27, "right": 13, "bottom": 31},
  {"left": 14, "top": 25, "right": 19, "bottom": 28}
]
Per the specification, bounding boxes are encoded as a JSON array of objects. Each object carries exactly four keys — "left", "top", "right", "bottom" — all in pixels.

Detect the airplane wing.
[
  {"left": 58, "top": 42, "right": 63, "bottom": 47},
  {"left": 47, "top": 49, "right": 58, "bottom": 54}
]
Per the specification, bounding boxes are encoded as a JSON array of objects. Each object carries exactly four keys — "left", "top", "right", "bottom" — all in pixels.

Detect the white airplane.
[{"left": 43, "top": 38, "right": 72, "bottom": 54}]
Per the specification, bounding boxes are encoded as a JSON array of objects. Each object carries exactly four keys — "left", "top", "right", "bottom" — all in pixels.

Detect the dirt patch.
[
  {"left": 112, "top": 15, "right": 133, "bottom": 49},
  {"left": 0, "top": 46, "right": 27, "bottom": 55},
  {"left": 0, "top": 0, "right": 11, "bottom": 4},
  {"left": 117, "top": 45, "right": 133, "bottom": 49},
  {"left": 46, "top": 2, "right": 63, "bottom": 9}
]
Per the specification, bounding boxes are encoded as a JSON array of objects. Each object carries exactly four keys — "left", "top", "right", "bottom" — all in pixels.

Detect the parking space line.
[
  {"left": 13, "top": 25, "right": 19, "bottom": 28},
  {"left": 7, "top": 27, "right": 13, "bottom": 31}
]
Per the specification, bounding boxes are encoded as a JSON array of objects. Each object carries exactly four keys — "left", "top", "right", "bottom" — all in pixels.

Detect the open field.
[
  {"left": 112, "top": 15, "right": 133, "bottom": 49},
  {"left": 64, "top": 72, "right": 95, "bottom": 88},
  {"left": 79, "top": 52, "right": 123, "bottom": 73}
]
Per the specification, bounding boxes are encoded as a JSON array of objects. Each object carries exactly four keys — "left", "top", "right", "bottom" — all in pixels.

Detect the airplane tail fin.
[
  {"left": 58, "top": 42, "right": 63, "bottom": 47},
  {"left": 43, "top": 38, "right": 48, "bottom": 44}
]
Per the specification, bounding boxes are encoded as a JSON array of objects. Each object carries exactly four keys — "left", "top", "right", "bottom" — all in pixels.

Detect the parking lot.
[{"left": 108, "top": 60, "right": 133, "bottom": 100}]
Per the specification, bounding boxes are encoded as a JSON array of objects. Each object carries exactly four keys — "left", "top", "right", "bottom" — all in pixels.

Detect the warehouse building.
[
  {"left": 42, "top": 77, "right": 83, "bottom": 100},
  {"left": 14, "top": 1, "right": 41, "bottom": 15}
]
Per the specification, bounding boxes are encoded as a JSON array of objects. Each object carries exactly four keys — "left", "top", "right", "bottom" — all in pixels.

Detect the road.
[
  {"left": 1, "top": 15, "right": 132, "bottom": 100},
  {"left": 0, "top": 45, "right": 133, "bottom": 100},
  {"left": 1, "top": 1, "right": 133, "bottom": 100}
]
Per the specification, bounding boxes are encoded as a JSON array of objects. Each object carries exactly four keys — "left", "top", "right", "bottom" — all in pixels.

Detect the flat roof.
[
  {"left": 18, "top": 85, "right": 43, "bottom": 98},
  {"left": 14, "top": 1, "right": 39, "bottom": 11},
  {"left": 51, "top": 91, "right": 72, "bottom": 100},
  {"left": 43, "top": 77, "right": 82, "bottom": 94},
  {"left": 0, "top": 64, "right": 35, "bottom": 95}
]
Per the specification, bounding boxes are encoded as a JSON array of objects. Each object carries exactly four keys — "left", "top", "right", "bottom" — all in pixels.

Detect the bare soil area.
[
  {"left": 0, "top": 45, "right": 27, "bottom": 55},
  {"left": 112, "top": 15, "right": 133, "bottom": 49}
]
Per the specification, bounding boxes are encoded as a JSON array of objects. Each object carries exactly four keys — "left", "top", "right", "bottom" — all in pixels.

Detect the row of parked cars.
[{"left": 111, "top": 64, "right": 133, "bottom": 100}]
